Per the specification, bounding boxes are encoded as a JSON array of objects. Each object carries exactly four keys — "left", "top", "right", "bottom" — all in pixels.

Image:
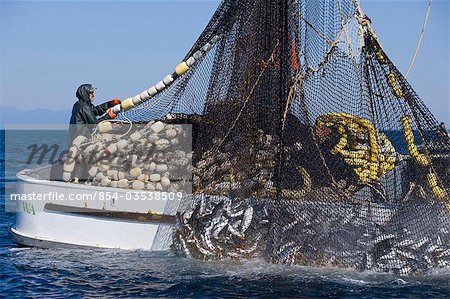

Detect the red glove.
[
  {"left": 107, "top": 108, "right": 117, "bottom": 119},
  {"left": 109, "top": 99, "right": 121, "bottom": 107}
]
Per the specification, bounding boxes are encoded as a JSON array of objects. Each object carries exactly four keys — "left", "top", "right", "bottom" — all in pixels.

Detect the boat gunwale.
[{"left": 16, "top": 166, "right": 172, "bottom": 195}]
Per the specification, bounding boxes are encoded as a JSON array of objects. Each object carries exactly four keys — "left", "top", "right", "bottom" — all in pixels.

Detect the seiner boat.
[
  {"left": 9, "top": 0, "right": 450, "bottom": 275},
  {"left": 10, "top": 165, "right": 179, "bottom": 250}
]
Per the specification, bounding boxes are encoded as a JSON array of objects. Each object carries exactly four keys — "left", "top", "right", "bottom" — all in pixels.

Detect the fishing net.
[{"left": 119, "top": 0, "right": 450, "bottom": 274}]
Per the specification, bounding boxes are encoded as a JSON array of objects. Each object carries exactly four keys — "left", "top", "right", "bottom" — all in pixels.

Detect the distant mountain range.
[{"left": 0, "top": 107, "right": 71, "bottom": 128}]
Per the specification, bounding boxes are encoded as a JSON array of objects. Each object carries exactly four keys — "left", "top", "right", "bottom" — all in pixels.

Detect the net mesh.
[{"left": 120, "top": 0, "right": 450, "bottom": 274}]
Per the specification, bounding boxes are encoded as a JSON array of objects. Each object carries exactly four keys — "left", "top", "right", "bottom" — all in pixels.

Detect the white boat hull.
[{"left": 10, "top": 167, "right": 180, "bottom": 250}]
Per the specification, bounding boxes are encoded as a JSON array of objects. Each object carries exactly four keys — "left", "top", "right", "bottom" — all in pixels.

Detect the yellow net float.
[
  {"left": 175, "top": 62, "right": 190, "bottom": 76},
  {"left": 121, "top": 97, "right": 135, "bottom": 111}
]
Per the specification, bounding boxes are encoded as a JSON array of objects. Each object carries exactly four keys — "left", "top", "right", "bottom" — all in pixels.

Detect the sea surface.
[{"left": 1, "top": 129, "right": 449, "bottom": 298}]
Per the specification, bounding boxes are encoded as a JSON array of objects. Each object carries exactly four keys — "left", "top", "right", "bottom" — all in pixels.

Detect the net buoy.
[
  {"left": 132, "top": 95, "right": 142, "bottom": 105},
  {"left": 72, "top": 135, "right": 87, "bottom": 148},
  {"left": 155, "top": 80, "right": 166, "bottom": 91},
  {"left": 98, "top": 121, "right": 113, "bottom": 133},
  {"left": 201, "top": 43, "right": 212, "bottom": 52},
  {"left": 62, "top": 172, "right": 72, "bottom": 182},
  {"left": 163, "top": 75, "right": 174, "bottom": 86},
  {"left": 147, "top": 86, "right": 158, "bottom": 96},
  {"left": 63, "top": 159, "right": 76, "bottom": 173},
  {"left": 121, "top": 98, "right": 135, "bottom": 111},
  {"left": 111, "top": 104, "right": 122, "bottom": 115},
  {"left": 117, "top": 36, "right": 220, "bottom": 112},
  {"left": 193, "top": 51, "right": 203, "bottom": 60},
  {"left": 175, "top": 62, "right": 189, "bottom": 76},
  {"left": 140, "top": 90, "right": 151, "bottom": 101},
  {"left": 186, "top": 57, "right": 196, "bottom": 67}
]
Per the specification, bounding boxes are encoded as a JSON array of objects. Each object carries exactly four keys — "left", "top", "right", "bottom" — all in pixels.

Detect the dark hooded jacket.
[{"left": 69, "top": 84, "right": 112, "bottom": 143}]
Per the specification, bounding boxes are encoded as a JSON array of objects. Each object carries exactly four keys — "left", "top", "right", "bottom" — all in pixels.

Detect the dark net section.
[{"left": 121, "top": 0, "right": 450, "bottom": 274}]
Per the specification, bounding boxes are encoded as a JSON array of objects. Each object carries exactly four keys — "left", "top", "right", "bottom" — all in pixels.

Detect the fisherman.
[
  {"left": 69, "top": 84, "right": 121, "bottom": 143},
  {"left": 56, "top": 84, "right": 121, "bottom": 182}
]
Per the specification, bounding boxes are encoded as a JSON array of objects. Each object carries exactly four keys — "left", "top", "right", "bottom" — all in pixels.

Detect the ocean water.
[{"left": 1, "top": 129, "right": 449, "bottom": 298}]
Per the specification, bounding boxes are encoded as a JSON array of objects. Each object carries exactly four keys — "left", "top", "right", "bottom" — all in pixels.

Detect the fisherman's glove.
[
  {"left": 109, "top": 99, "right": 122, "bottom": 107},
  {"left": 106, "top": 108, "right": 117, "bottom": 119}
]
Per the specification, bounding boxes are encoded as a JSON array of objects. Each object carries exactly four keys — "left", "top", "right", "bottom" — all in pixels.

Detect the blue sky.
[{"left": 0, "top": 0, "right": 449, "bottom": 125}]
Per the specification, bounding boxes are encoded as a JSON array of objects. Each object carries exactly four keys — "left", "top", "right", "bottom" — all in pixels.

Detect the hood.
[{"left": 76, "top": 84, "right": 94, "bottom": 104}]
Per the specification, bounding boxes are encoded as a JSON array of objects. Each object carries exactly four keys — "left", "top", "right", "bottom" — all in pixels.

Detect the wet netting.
[{"left": 120, "top": 0, "right": 450, "bottom": 274}]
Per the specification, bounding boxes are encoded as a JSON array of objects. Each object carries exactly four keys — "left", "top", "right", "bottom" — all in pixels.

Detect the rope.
[{"left": 405, "top": 0, "right": 432, "bottom": 78}]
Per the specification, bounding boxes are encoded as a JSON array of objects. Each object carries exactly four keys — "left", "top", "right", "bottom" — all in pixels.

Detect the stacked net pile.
[{"left": 120, "top": 0, "right": 450, "bottom": 274}]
